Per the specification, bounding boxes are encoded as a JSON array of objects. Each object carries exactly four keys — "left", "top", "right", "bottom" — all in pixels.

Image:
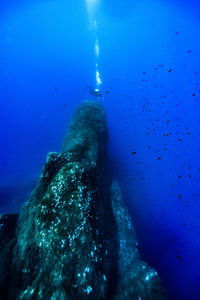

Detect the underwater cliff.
[{"left": 0, "top": 101, "right": 167, "bottom": 299}]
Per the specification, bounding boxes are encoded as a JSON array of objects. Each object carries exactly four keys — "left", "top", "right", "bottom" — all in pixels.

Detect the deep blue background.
[{"left": 0, "top": 0, "right": 200, "bottom": 299}]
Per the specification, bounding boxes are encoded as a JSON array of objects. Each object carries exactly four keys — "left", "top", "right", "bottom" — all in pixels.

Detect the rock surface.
[
  {"left": 0, "top": 101, "right": 167, "bottom": 299},
  {"left": 0, "top": 214, "right": 18, "bottom": 300}
]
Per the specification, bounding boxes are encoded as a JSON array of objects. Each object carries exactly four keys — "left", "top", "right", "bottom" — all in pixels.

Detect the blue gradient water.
[{"left": 0, "top": 0, "right": 200, "bottom": 299}]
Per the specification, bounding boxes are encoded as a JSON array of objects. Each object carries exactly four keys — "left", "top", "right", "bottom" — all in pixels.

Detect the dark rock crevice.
[{"left": 0, "top": 214, "right": 19, "bottom": 300}]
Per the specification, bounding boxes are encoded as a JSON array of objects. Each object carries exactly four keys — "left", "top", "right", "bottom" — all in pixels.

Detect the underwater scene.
[{"left": 0, "top": 0, "right": 200, "bottom": 299}]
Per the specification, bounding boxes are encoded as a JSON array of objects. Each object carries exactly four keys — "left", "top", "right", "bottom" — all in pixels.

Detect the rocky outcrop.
[
  {"left": 0, "top": 101, "right": 167, "bottom": 299},
  {"left": 0, "top": 214, "right": 18, "bottom": 300}
]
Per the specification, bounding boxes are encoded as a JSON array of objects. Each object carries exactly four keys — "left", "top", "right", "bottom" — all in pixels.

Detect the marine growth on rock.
[{"left": 0, "top": 101, "right": 167, "bottom": 300}]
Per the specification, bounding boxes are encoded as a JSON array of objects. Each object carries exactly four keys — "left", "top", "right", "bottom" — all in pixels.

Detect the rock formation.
[{"left": 0, "top": 101, "right": 167, "bottom": 299}]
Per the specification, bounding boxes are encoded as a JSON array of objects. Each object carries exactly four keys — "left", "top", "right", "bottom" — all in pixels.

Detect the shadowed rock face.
[
  {"left": 0, "top": 101, "right": 167, "bottom": 299},
  {"left": 0, "top": 214, "right": 18, "bottom": 300}
]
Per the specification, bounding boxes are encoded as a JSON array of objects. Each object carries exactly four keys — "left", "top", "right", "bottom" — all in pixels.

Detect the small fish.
[
  {"left": 177, "top": 194, "right": 182, "bottom": 199},
  {"left": 177, "top": 255, "right": 183, "bottom": 261}
]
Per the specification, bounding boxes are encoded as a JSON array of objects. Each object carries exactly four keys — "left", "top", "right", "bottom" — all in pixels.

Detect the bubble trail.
[{"left": 85, "top": 0, "right": 102, "bottom": 94}]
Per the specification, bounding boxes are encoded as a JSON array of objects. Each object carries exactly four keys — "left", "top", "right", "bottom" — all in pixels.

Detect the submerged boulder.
[{"left": 0, "top": 101, "right": 167, "bottom": 299}]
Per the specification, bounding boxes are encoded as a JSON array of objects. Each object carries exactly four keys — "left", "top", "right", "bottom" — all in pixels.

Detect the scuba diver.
[
  {"left": 89, "top": 87, "right": 103, "bottom": 98},
  {"left": 86, "top": 86, "right": 109, "bottom": 99}
]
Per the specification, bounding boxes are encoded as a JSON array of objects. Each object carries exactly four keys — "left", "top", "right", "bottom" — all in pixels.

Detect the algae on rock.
[{"left": 0, "top": 101, "right": 167, "bottom": 299}]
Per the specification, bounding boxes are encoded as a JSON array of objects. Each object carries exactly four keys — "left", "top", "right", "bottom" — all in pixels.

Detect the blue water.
[{"left": 0, "top": 0, "right": 200, "bottom": 299}]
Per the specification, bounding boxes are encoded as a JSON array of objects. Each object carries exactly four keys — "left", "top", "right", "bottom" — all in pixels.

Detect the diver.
[{"left": 89, "top": 87, "right": 103, "bottom": 98}]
